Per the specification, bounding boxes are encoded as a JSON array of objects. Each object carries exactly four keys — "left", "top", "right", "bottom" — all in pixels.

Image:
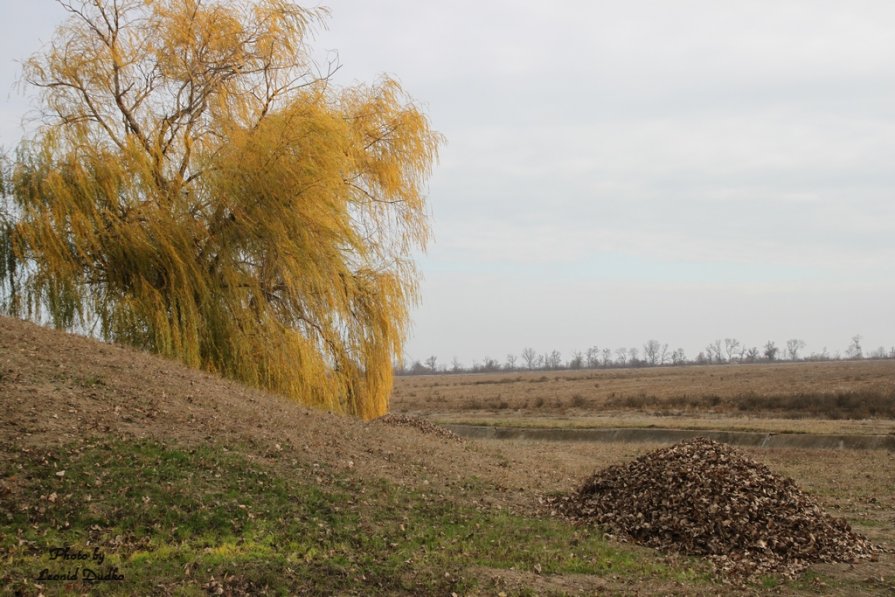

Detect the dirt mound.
[
  {"left": 553, "top": 437, "right": 878, "bottom": 578},
  {"left": 0, "top": 316, "right": 529, "bottom": 507},
  {"left": 374, "top": 413, "right": 463, "bottom": 443}
]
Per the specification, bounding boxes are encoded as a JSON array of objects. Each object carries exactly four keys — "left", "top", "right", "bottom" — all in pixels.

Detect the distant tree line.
[{"left": 396, "top": 334, "right": 895, "bottom": 375}]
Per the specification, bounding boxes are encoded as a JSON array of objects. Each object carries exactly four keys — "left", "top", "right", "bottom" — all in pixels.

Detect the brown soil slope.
[{"left": 0, "top": 316, "right": 572, "bottom": 507}]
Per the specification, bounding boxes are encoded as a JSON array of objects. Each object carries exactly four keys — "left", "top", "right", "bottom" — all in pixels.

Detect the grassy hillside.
[
  {"left": 1, "top": 316, "right": 892, "bottom": 595},
  {"left": 0, "top": 317, "right": 714, "bottom": 595}
]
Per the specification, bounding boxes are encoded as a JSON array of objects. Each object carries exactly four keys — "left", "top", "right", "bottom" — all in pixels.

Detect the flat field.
[{"left": 392, "top": 360, "right": 895, "bottom": 435}]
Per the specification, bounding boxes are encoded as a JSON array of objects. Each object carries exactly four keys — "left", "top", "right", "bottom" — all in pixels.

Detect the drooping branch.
[{"left": 7, "top": 0, "right": 439, "bottom": 420}]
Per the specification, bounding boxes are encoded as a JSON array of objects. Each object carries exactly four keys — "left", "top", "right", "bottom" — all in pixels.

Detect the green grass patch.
[
  {"left": 850, "top": 518, "right": 885, "bottom": 529},
  {"left": 0, "top": 438, "right": 710, "bottom": 595}
]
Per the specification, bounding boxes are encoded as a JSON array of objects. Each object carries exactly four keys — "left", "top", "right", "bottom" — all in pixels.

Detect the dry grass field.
[{"left": 392, "top": 361, "right": 895, "bottom": 435}]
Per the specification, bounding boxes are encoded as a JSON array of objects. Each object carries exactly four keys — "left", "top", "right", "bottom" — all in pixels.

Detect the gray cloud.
[{"left": 2, "top": 1, "right": 893, "bottom": 362}]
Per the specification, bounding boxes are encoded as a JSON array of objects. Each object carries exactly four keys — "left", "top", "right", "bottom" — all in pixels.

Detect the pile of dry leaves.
[
  {"left": 374, "top": 414, "right": 463, "bottom": 443},
  {"left": 551, "top": 437, "right": 878, "bottom": 578}
]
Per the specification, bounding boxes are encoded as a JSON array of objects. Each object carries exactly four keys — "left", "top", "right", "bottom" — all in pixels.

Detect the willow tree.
[{"left": 0, "top": 0, "right": 440, "bottom": 419}]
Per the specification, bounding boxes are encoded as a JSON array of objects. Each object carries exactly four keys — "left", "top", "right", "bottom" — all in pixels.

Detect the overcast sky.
[{"left": 2, "top": 1, "right": 894, "bottom": 365}]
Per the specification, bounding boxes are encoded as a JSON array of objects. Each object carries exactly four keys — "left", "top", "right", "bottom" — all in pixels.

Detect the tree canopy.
[{"left": 0, "top": 0, "right": 440, "bottom": 419}]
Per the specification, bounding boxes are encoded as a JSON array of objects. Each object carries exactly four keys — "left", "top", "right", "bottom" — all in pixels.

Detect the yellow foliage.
[{"left": 0, "top": 0, "right": 440, "bottom": 419}]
